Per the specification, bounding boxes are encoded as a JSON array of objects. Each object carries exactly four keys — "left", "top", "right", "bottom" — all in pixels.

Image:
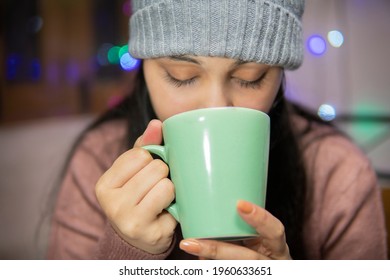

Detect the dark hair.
[
  {"left": 60, "top": 66, "right": 332, "bottom": 259},
  {"left": 267, "top": 80, "right": 307, "bottom": 259}
]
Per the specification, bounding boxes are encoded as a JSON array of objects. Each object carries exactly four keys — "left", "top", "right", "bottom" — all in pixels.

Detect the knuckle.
[
  {"left": 116, "top": 148, "right": 152, "bottom": 167},
  {"left": 121, "top": 219, "right": 143, "bottom": 240},
  {"left": 95, "top": 178, "right": 104, "bottom": 200},
  {"left": 95, "top": 174, "right": 109, "bottom": 202},
  {"left": 274, "top": 222, "right": 286, "bottom": 241},
  {"left": 146, "top": 230, "right": 164, "bottom": 247},
  {"left": 258, "top": 207, "right": 269, "bottom": 227},
  {"left": 207, "top": 242, "right": 219, "bottom": 259},
  {"left": 159, "top": 178, "right": 175, "bottom": 198},
  {"left": 133, "top": 135, "right": 143, "bottom": 148},
  {"left": 150, "top": 159, "right": 169, "bottom": 176},
  {"left": 130, "top": 147, "right": 153, "bottom": 164}
]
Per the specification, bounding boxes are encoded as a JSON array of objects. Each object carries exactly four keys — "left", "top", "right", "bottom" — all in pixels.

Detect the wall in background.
[{"left": 286, "top": 0, "right": 390, "bottom": 179}]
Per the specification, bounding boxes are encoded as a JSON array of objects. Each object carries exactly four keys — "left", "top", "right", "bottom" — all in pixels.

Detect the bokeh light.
[
  {"left": 328, "top": 30, "right": 344, "bottom": 48},
  {"left": 318, "top": 104, "right": 336, "bottom": 121},
  {"left": 6, "top": 54, "right": 20, "bottom": 80},
  {"left": 119, "top": 45, "right": 129, "bottom": 58},
  {"left": 346, "top": 102, "right": 388, "bottom": 148},
  {"left": 97, "top": 43, "right": 139, "bottom": 71},
  {"left": 31, "top": 58, "right": 41, "bottom": 80},
  {"left": 307, "top": 35, "right": 327, "bottom": 56},
  {"left": 107, "top": 46, "right": 121, "bottom": 64},
  {"left": 120, "top": 53, "right": 140, "bottom": 71}
]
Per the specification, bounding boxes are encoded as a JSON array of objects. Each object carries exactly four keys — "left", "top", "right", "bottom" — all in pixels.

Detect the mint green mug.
[{"left": 143, "top": 107, "right": 269, "bottom": 240}]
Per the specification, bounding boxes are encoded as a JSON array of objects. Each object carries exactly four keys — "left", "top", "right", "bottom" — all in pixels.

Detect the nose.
[{"left": 200, "top": 86, "right": 233, "bottom": 108}]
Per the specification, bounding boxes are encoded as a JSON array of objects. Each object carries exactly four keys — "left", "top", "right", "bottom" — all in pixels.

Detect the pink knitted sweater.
[{"left": 47, "top": 116, "right": 388, "bottom": 259}]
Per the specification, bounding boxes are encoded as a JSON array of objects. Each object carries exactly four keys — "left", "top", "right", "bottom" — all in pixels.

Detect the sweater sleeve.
[
  {"left": 303, "top": 134, "right": 388, "bottom": 259},
  {"left": 46, "top": 121, "right": 174, "bottom": 259}
]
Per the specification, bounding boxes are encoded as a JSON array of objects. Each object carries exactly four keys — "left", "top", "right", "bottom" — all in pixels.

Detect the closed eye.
[
  {"left": 234, "top": 73, "right": 266, "bottom": 90},
  {"left": 164, "top": 72, "right": 197, "bottom": 88}
]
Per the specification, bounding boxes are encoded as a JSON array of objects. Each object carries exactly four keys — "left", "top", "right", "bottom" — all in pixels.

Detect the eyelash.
[
  {"left": 164, "top": 73, "right": 197, "bottom": 88},
  {"left": 164, "top": 72, "right": 266, "bottom": 89},
  {"left": 234, "top": 74, "right": 266, "bottom": 90}
]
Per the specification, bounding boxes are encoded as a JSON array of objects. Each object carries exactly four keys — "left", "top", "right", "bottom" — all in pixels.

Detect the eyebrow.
[
  {"left": 168, "top": 55, "right": 201, "bottom": 65},
  {"left": 233, "top": 59, "right": 251, "bottom": 67},
  {"left": 167, "top": 55, "right": 255, "bottom": 69}
]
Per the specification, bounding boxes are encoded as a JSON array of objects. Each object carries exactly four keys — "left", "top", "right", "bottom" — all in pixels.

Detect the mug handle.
[{"left": 142, "top": 145, "right": 180, "bottom": 222}]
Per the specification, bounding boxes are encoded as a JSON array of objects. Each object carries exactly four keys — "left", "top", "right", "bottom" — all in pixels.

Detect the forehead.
[{"left": 153, "top": 56, "right": 269, "bottom": 70}]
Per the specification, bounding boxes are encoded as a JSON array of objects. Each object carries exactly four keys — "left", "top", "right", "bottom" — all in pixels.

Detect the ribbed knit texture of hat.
[{"left": 129, "top": 0, "right": 305, "bottom": 70}]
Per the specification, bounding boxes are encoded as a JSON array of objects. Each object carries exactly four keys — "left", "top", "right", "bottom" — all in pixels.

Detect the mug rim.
[{"left": 164, "top": 107, "right": 270, "bottom": 124}]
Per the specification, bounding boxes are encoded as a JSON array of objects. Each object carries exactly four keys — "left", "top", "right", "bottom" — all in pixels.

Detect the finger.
[
  {"left": 131, "top": 211, "right": 177, "bottom": 254},
  {"left": 137, "top": 177, "right": 176, "bottom": 219},
  {"left": 134, "top": 119, "right": 163, "bottom": 148},
  {"left": 96, "top": 147, "right": 152, "bottom": 191},
  {"left": 179, "top": 239, "right": 269, "bottom": 260},
  {"left": 123, "top": 159, "right": 169, "bottom": 205},
  {"left": 237, "top": 200, "right": 285, "bottom": 240},
  {"left": 237, "top": 200, "right": 289, "bottom": 258},
  {"left": 157, "top": 211, "right": 178, "bottom": 237}
]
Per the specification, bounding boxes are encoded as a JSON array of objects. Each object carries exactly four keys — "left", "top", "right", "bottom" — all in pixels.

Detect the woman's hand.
[
  {"left": 95, "top": 120, "right": 177, "bottom": 255},
  {"left": 179, "top": 200, "right": 291, "bottom": 260}
]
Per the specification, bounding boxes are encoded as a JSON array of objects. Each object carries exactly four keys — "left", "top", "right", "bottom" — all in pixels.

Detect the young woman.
[{"left": 47, "top": 0, "right": 387, "bottom": 259}]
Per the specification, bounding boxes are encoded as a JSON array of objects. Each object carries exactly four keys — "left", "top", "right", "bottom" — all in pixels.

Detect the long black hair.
[{"left": 61, "top": 65, "right": 332, "bottom": 259}]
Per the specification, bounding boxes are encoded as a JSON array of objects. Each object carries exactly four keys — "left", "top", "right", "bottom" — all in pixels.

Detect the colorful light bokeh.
[
  {"left": 318, "top": 104, "right": 336, "bottom": 121},
  {"left": 96, "top": 43, "right": 139, "bottom": 71},
  {"left": 107, "top": 46, "right": 121, "bottom": 64},
  {"left": 6, "top": 54, "right": 20, "bottom": 80},
  {"left": 31, "top": 58, "right": 41, "bottom": 80},
  {"left": 344, "top": 102, "right": 389, "bottom": 150},
  {"left": 5, "top": 53, "right": 42, "bottom": 81},
  {"left": 306, "top": 30, "right": 344, "bottom": 56},
  {"left": 307, "top": 35, "right": 327, "bottom": 56},
  {"left": 119, "top": 45, "right": 129, "bottom": 58},
  {"left": 328, "top": 30, "right": 344, "bottom": 48},
  {"left": 120, "top": 52, "right": 140, "bottom": 71}
]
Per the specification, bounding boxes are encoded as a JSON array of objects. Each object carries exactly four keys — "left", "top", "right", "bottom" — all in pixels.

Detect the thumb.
[{"left": 134, "top": 119, "right": 163, "bottom": 147}]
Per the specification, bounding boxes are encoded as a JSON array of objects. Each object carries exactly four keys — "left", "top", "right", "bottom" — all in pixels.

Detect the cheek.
[
  {"left": 248, "top": 82, "right": 281, "bottom": 113},
  {"left": 147, "top": 85, "right": 171, "bottom": 121},
  {"left": 232, "top": 88, "right": 279, "bottom": 113},
  {"left": 253, "top": 93, "right": 279, "bottom": 113},
  {"left": 147, "top": 84, "right": 196, "bottom": 121}
]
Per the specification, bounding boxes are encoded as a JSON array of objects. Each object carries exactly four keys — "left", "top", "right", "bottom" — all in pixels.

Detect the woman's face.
[{"left": 143, "top": 56, "right": 283, "bottom": 121}]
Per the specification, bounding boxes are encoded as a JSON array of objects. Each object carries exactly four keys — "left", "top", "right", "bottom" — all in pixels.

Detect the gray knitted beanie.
[{"left": 129, "top": 0, "right": 305, "bottom": 69}]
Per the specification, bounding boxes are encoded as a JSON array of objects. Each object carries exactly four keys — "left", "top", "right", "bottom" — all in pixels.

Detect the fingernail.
[
  {"left": 180, "top": 239, "right": 200, "bottom": 254},
  {"left": 237, "top": 200, "right": 254, "bottom": 214}
]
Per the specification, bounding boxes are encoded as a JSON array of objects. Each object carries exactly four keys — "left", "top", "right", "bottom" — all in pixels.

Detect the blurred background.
[{"left": 0, "top": 0, "right": 389, "bottom": 259}]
